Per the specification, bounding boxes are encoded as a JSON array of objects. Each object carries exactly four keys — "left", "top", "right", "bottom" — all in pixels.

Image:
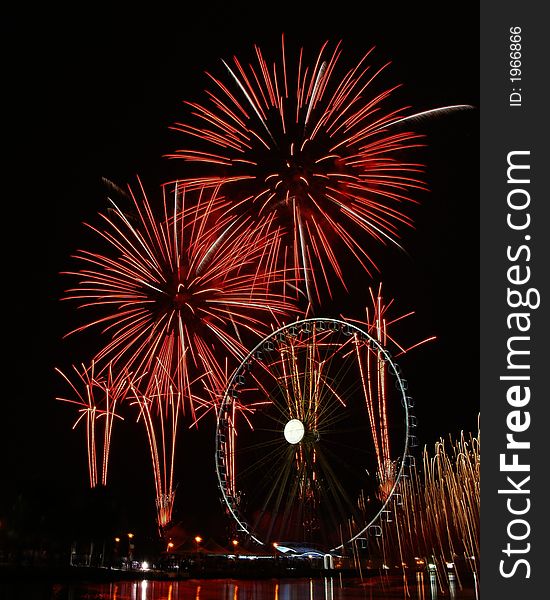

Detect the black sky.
[{"left": 4, "top": 3, "right": 479, "bottom": 540}]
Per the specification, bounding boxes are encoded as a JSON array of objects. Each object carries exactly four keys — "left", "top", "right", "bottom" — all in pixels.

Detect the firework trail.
[
  {"left": 126, "top": 369, "right": 182, "bottom": 528},
  {"left": 167, "top": 36, "right": 471, "bottom": 301},
  {"left": 61, "top": 179, "right": 300, "bottom": 526},
  {"left": 367, "top": 425, "right": 480, "bottom": 591},
  {"left": 344, "top": 284, "right": 435, "bottom": 500},
  {"left": 56, "top": 362, "right": 126, "bottom": 488}
]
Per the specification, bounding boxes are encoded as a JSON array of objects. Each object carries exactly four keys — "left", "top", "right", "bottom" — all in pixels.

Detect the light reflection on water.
[{"left": 43, "top": 576, "right": 476, "bottom": 600}]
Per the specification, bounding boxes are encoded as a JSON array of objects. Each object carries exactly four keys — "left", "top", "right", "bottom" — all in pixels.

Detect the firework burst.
[
  {"left": 63, "top": 180, "right": 298, "bottom": 416},
  {"left": 167, "top": 36, "right": 468, "bottom": 301},
  {"left": 61, "top": 180, "right": 300, "bottom": 527}
]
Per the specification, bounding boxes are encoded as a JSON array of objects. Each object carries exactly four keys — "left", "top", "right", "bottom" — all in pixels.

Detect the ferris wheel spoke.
[
  {"left": 252, "top": 445, "right": 297, "bottom": 538},
  {"left": 270, "top": 460, "right": 307, "bottom": 541},
  {"left": 319, "top": 434, "right": 377, "bottom": 461},
  {"left": 314, "top": 446, "right": 363, "bottom": 526},
  {"left": 237, "top": 439, "right": 293, "bottom": 482},
  {"left": 314, "top": 393, "right": 355, "bottom": 430}
]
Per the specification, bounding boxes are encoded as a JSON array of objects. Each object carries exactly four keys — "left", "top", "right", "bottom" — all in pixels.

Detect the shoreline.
[{"left": 0, "top": 564, "right": 362, "bottom": 584}]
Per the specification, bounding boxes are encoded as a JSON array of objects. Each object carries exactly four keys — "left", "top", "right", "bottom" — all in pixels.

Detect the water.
[{"left": 0, "top": 576, "right": 477, "bottom": 600}]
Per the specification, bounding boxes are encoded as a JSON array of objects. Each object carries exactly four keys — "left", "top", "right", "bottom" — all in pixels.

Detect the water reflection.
[
  {"left": 416, "top": 571, "right": 425, "bottom": 599},
  {"left": 47, "top": 576, "right": 477, "bottom": 600}
]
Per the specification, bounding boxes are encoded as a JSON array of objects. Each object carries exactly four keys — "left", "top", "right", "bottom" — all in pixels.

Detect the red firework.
[
  {"left": 342, "top": 284, "right": 436, "bottom": 499},
  {"left": 61, "top": 180, "right": 300, "bottom": 526},
  {"left": 56, "top": 361, "right": 126, "bottom": 489},
  {"left": 167, "top": 37, "right": 451, "bottom": 301},
  {"left": 63, "top": 180, "right": 298, "bottom": 414}
]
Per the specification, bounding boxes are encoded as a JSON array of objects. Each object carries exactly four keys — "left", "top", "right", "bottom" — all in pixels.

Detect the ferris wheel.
[{"left": 215, "top": 317, "right": 416, "bottom": 551}]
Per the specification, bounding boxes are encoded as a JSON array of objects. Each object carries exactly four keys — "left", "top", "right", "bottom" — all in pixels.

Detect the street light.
[
  {"left": 232, "top": 539, "right": 239, "bottom": 556},
  {"left": 195, "top": 536, "right": 202, "bottom": 553},
  {"left": 127, "top": 533, "right": 135, "bottom": 567},
  {"left": 167, "top": 541, "right": 175, "bottom": 552}
]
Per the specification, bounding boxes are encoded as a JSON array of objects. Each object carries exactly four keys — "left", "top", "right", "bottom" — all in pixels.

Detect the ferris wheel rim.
[{"left": 214, "top": 316, "right": 412, "bottom": 550}]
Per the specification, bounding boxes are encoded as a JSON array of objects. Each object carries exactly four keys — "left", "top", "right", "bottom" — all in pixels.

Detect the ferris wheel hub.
[{"left": 283, "top": 418, "right": 305, "bottom": 444}]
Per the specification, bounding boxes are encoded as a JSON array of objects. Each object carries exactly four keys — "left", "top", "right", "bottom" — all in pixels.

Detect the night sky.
[{"left": 4, "top": 3, "right": 479, "bottom": 542}]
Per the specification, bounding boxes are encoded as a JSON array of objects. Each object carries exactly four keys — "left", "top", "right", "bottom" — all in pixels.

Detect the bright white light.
[
  {"left": 284, "top": 419, "right": 305, "bottom": 444},
  {"left": 141, "top": 561, "right": 149, "bottom": 570},
  {"left": 141, "top": 580, "right": 148, "bottom": 600}
]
